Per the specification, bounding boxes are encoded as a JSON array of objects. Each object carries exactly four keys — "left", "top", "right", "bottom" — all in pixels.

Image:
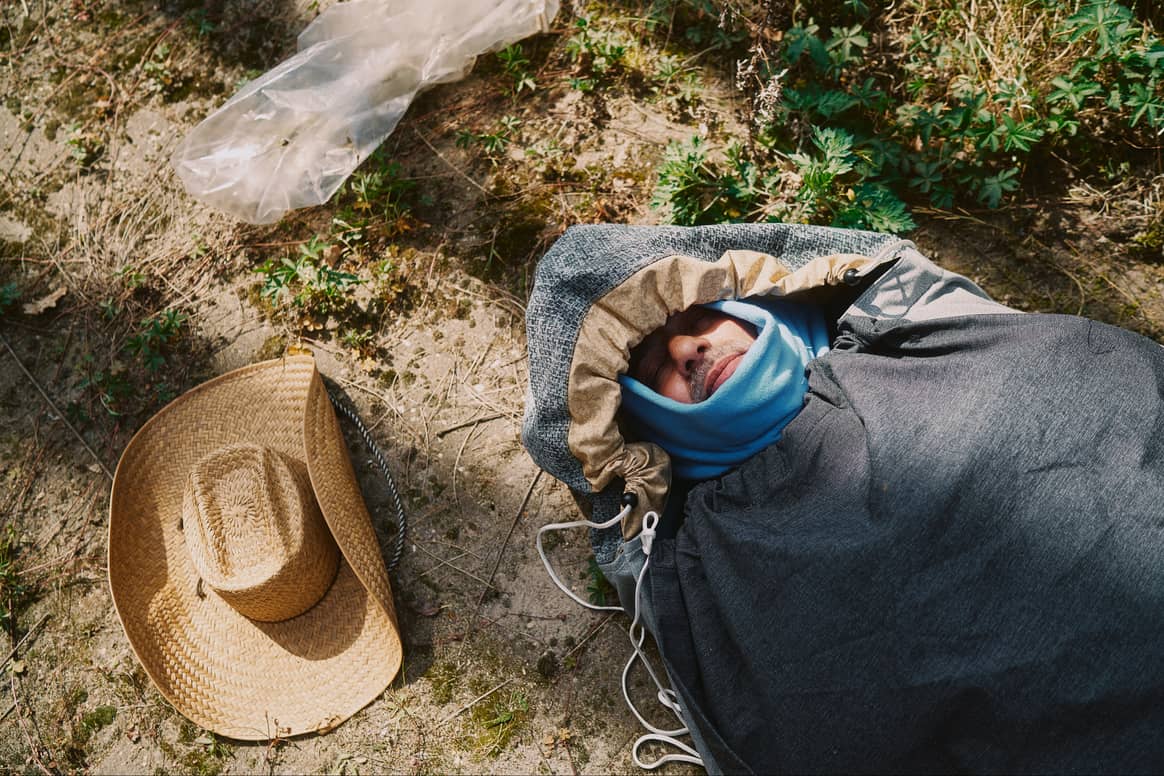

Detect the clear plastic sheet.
[{"left": 172, "top": 0, "right": 559, "bottom": 224}]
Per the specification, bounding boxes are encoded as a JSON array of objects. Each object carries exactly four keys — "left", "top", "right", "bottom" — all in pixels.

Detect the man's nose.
[{"left": 668, "top": 335, "right": 709, "bottom": 376}]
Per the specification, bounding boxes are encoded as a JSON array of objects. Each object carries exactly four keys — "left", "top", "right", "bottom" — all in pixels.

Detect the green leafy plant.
[
  {"left": 651, "top": 131, "right": 914, "bottom": 232},
  {"left": 78, "top": 362, "right": 134, "bottom": 417},
  {"left": 657, "top": 0, "right": 1162, "bottom": 231},
  {"left": 565, "top": 17, "right": 630, "bottom": 76},
  {"left": 0, "top": 282, "right": 19, "bottom": 315},
  {"left": 497, "top": 44, "right": 537, "bottom": 96},
  {"left": 125, "top": 308, "right": 187, "bottom": 373},
  {"left": 457, "top": 115, "right": 522, "bottom": 157},
  {"left": 258, "top": 236, "right": 362, "bottom": 316},
  {"left": 586, "top": 556, "right": 616, "bottom": 607},
  {"left": 338, "top": 153, "right": 418, "bottom": 236},
  {"left": 0, "top": 524, "right": 32, "bottom": 636},
  {"left": 66, "top": 124, "right": 104, "bottom": 168}
]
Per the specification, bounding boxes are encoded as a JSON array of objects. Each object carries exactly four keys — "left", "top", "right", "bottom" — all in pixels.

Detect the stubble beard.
[{"left": 688, "top": 344, "right": 744, "bottom": 403}]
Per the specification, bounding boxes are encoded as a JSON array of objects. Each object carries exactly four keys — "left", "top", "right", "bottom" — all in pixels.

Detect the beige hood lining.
[{"left": 566, "top": 249, "right": 883, "bottom": 535}]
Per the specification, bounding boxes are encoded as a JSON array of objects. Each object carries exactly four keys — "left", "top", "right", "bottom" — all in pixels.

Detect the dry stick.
[
  {"left": 414, "top": 544, "right": 495, "bottom": 589},
  {"left": 0, "top": 613, "right": 51, "bottom": 672},
  {"left": 563, "top": 612, "right": 619, "bottom": 663},
  {"left": 431, "top": 539, "right": 486, "bottom": 562},
  {"left": 460, "top": 470, "right": 543, "bottom": 650},
  {"left": 436, "top": 678, "right": 513, "bottom": 728},
  {"left": 10, "top": 677, "right": 53, "bottom": 776},
  {"left": 0, "top": 333, "right": 113, "bottom": 480},
  {"left": 413, "top": 128, "right": 490, "bottom": 196},
  {"left": 415, "top": 548, "right": 471, "bottom": 579},
  {"left": 450, "top": 420, "right": 480, "bottom": 505},
  {"left": 437, "top": 413, "right": 504, "bottom": 437}
]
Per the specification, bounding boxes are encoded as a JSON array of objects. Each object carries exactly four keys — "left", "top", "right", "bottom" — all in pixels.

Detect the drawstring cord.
[{"left": 537, "top": 504, "right": 705, "bottom": 770}]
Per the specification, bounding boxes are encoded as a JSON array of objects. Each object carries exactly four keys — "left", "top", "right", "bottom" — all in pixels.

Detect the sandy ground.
[{"left": 2, "top": 1, "right": 1162, "bottom": 774}]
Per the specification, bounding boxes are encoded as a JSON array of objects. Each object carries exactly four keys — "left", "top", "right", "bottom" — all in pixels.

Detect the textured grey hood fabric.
[{"left": 521, "top": 222, "right": 903, "bottom": 503}]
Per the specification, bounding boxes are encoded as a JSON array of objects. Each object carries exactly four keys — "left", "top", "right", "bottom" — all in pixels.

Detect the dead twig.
[
  {"left": 450, "top": 420, "right": 479, "bottom": 505},
  {"left": 414, "top": 544, "right": 495, "bottom": 590},
  {"left": 413, "top": 128, "right": 491, "bottom": 197},
  {"left": 461, "top": 470, "right": 543, "bottom": 648},
  {"left": 1, "top": 613, "right": 52, "bottom": 672},
  {"left": 564, "top": 612, "right": 619, "bottom": 662},
  {"left": 10, "top": 676, "right": 54, "bottom": 776},
  {"left": 0, "top": 333, "right": 113, "bottom": 480}
]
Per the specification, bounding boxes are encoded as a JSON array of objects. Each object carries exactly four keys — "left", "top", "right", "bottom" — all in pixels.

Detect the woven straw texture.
[{"left": 109, "top": 356, "right": 401, "bottom": 740}]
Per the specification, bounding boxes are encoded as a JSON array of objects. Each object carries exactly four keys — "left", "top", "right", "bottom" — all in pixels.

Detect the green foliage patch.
[{"left": 651, "top": 0, "right": 1163, "bottom": 231}]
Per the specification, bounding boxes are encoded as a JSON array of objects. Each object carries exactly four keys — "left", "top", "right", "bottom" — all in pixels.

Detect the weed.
[
  {"left": 458, "top": 115, "right": 523, "bottom": 158},
  {"left": 662, "top": 0, "right": 1162, "bottom": 231},
  {"left": 115, "top": 264, "right": 147, "bottom": 290},
  {"left": 77, "top": 363, "right": 133, "bottom": 417},
  {"left": 565, "top": 17, "right": 630, "bottom": 77},
  {"left": 0, "top": 281, "right": 19, "bottom": 315},
  {"left": 185, "top": 8, "right": 216, "bottom": 37},
  {"left": 470, "top": 688, "right": 529, "bottom": 756},
  {"left": 497, "top": 44, "right": 537, "bottom": 96},
  {"left": 125, "top": 308, "right": 187, "bottom": 373},
  {"left": 141, "top": 44, "right": 181, "bottom": 99},
  {"left": 66, "top": 123, "right": 104, "bottom": 168},
  {"left": 180, "top": 731, "right": 234, "bottom": 776},
  {"left": 586, "top": 556, "right": 615, "bottom": 607},
  {"left": 0, "top": 524, "right": 34, "bottom": 637},
  {"left": 338, "top": 152, "right": 418, "bottom": 237},
  {"left": 258, "top": 236, "right": 362, "bottom": 317}
]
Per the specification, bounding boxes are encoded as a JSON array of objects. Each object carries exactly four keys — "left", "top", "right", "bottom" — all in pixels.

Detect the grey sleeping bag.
[
  {"left": 520, "top": 223, "right": 1164, "bottom": 774},
  {"left": 649, "top": 311, "right": 1164, "bottom": 773}
]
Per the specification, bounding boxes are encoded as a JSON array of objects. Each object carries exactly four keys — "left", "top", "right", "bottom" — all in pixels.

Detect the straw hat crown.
[{"left": 182, "top": 443, "right": 340, "bottom": 622}]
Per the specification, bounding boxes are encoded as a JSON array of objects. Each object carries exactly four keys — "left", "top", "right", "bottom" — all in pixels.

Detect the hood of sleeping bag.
[{"left": 520, "top": 222, "right": 909, "bottom": 539}]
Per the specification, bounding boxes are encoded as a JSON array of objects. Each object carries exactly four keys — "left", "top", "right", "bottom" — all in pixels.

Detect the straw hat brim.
[{"left": 109, "top": 356, "right": 402, "bottom": 740}]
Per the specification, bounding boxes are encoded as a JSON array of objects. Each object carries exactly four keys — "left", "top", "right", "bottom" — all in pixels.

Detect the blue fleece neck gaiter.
[{"left": 618, "top": 298, "right": 831, "bottom": 481}]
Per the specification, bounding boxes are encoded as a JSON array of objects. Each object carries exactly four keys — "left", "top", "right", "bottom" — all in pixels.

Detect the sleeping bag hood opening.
[{"left": 520, "top": 222, "right": 911, "bottom": 545}]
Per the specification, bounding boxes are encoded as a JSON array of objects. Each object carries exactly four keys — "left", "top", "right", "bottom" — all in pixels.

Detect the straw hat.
[{"left": 109, "top": 355, "right": 402, "bottom": 740}]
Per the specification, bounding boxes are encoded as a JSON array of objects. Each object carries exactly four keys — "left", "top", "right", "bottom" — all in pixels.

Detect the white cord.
[
  {"left": 633, "top": 733, "right": 706, "bottom": 770},
  {"left": 537, "top": 505, "right": 705, "bottom": 771},
  {"left": 535, "top": 504, "right": 629, "bottom": 612}
]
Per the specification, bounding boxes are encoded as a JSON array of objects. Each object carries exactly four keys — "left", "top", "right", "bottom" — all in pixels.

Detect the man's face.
[{"left": 628, "top": 306, "right": 758, "bottom": 403}]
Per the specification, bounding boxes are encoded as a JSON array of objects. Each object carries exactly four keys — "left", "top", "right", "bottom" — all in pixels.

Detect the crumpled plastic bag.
[{"left": 172, "top": 0, "right": 559, "bottom": 224}]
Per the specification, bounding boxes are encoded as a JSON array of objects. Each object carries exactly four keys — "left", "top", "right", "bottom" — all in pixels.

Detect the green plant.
[
  {"left": 66, "top": 123, "right": 104, "bottom": 168},
  {"left": 78, "top": 363, "right": 134, "bottom": 416},
  {"left": 457, "top": 115, "right": 522, "bottom": 157},
  {"left": 116, "top": 264, "right": 147, "bottom": 289},
  {"left": 0, "top": 281, "right": 18, "bottom": 315},
  {"left": 586, "top": 556, "right": 615, "bottom": 607},
  {"left": 789, "top": 126, "right": 915, "bottom": 232},
  {"left": 0, "top": 524, "right": 32, "bottom": 636},
  {"left": 141, "top": 43, "right": 182, "bottom": 98},
  {"left": 125, "top": 308, "right": 187, "bottom": 372},
  {"left": 565, "top": 17, "right": 630, "bottom": 76},
  {"left": 258, "top": 236, "right": 362, "bottom": 316},
  {"left": 339, "top": 152, "right": 417, "bottom": 235},
  {"left": 497, "top": 44, "right": 537, "bottom": 96},
  {"left": 660, "top": 0, "right": 1162, "bottom": 232},
  {"left": 471, "top": 688, "right": 529, "bottom": 756}
]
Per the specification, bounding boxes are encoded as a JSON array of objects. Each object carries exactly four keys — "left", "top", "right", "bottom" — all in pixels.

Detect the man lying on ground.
[{"left": 522, "top": 222, "right": 1164, "bottom": 774}]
